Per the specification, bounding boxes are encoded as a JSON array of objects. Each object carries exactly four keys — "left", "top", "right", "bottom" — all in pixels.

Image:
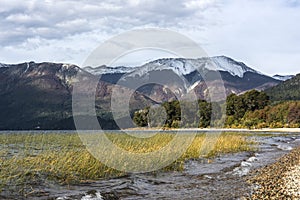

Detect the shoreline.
[
  {"left": 125, "top": 127, "right": 300, "bottom": 133},
  {"left": 0, "top": 128, "right": 299, "bottom": 133}
]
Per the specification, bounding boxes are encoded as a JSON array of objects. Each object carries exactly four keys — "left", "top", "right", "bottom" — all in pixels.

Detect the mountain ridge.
[
  {"left": 0, "top": 56, "right": 282, "bottom": 100},
  {"left": 272, "top": 74, "right": 294, "bottom": 81},
  {"left": 83, "top": 56, "right": 262, "bottom": 78}
]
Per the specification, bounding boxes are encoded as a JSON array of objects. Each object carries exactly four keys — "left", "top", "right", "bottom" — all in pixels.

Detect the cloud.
[
  {"left": 0, "top": 0, "right": 220, "bottom": 62},
  {"left": 0, "top": 0, "right": 299, "bottom": 75},
  {"left": 0, "top": 0, "right": 218, "bottom": 46}
]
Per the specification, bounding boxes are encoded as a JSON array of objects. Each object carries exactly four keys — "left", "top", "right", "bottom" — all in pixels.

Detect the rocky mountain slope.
[{"left": 0, "top": 62, "right": 153, "bottom": 130}]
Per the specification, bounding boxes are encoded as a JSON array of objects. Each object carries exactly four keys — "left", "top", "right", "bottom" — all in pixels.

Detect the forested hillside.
[
  {"left": 241, "top": 101, "right": 300, "bottom": 128},
  {"left": 266, "top": 73, "right": 300, "bottom": 101},
  {"left": 225, "top": 89, "right": 300, "bottom": 128}
]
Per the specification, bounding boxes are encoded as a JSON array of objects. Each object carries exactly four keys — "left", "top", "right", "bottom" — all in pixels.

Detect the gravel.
[{"left": 247, "top": 146, "right": 300, "bottom": 199}]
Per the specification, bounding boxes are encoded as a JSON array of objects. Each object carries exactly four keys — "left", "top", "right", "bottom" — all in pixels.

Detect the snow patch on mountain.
[
  {"left": 84, "top": 65, "right": 135, "bottom": 75},
  {"left": 24, "top": 62, "right": 30, "bottom": 73},
  {"left": 188, "top": 81, "right": 201, "bottom": 92},
  {"left": 0, "top": 63, "right": 8, "bottom": 68},
  {"left": 272, "top": 74, "right": 294, "bottom": 81},
  {"left": 147, "top": 58, "right": 197, "bottom": 75},
  {"left": 210, "top": 56, "right": 260, "bottom": 77}
]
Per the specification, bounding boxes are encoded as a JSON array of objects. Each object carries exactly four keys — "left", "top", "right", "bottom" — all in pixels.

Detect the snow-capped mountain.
[
  {"left": 140, "top": 55, "right": 260, "bottom": 78},
  {"left": 86, "top": 56, "right": 261, "bottom": 78},
  {"left": 109, "top": 56, "right": 279, "bottom": 102},
  {"left": 272, "top": 74, "right": 294, "bottom": 81},
  {"left": 82, "top": 56, "right": 281, "bottom": 102}
]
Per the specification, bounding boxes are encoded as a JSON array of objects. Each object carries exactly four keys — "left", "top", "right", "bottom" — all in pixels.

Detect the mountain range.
[
  {"left": 0, "top": 56, "right": 296, "bottom": 130},
  {"left": 85, "top": 56, "right": 281, "bottom": 102}
]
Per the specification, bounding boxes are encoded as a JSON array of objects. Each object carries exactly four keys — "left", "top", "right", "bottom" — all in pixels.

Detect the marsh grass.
[{"left": 0, "top": 131, "right": 255, "bottom": 196}]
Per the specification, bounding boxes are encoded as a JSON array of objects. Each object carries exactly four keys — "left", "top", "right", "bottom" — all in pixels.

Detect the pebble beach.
[{"left": 247, "top": 146, "right": 300, "bottom": 199}]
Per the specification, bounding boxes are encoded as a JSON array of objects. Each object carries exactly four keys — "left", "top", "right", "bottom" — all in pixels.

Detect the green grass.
[{"left": 0, "top": 131, "right": 256, "bottom": 196}]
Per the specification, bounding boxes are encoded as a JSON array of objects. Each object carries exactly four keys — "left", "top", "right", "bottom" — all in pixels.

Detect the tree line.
[
  {"left": 133, "top": 100, "right": 215, "bottom": 128},
  {"left": 133, "top": 90, "right": 300, "bottom": 129}
]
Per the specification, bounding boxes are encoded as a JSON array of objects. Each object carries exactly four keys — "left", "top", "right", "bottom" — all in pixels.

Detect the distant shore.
[
  {"left": 0, "top": 128, "right": 299, "bottom": 133},
  {"left": 126, "top": 127, "right": 300, "bottom": 133}
]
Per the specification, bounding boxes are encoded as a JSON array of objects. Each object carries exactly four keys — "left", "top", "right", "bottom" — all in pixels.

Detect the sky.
[{"left": 0, "top": 0, "right": 299, "bottom": 75}]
